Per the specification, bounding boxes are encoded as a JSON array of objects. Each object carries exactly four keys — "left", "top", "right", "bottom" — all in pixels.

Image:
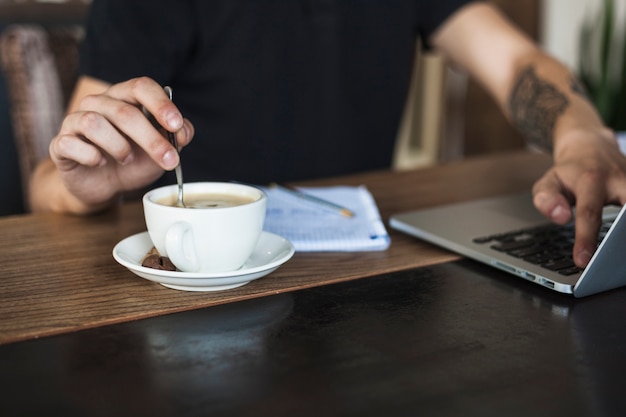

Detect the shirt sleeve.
[{"left": 417, "top": 0, "right": 480, "bottom": 48}]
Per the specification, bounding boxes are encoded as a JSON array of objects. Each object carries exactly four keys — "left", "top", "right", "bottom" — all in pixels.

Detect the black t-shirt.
[{"left": 80, "top": 0, "right": 474, "bottom": 186}]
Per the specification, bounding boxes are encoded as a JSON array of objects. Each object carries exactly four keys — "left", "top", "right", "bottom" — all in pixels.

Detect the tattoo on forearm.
[
  {"left": 508, "top": 66, "right": 569, "bottom": 151},
  {"left": 570, "top": 76, "right": 589, "bottom": 100}
]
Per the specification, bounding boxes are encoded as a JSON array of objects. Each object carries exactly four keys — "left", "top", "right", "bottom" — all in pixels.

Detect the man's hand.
[
  {"left": 532, "top": 130, "right": 626, "bottom": 267},
  {"left": 430, "top": 2, "right": 626, "bottom": 269},
  {"left": 32, "top": 76, "right": 194, "bottom": 214}
]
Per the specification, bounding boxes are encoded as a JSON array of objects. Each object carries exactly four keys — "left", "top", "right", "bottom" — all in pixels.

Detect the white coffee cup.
[{"left": 143, "top": 182, "right": 267, "bottom": 273}]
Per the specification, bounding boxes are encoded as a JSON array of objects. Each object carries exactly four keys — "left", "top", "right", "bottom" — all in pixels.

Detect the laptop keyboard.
[{"left": 473, "top": 220, "right": 613, "bottom": 276}]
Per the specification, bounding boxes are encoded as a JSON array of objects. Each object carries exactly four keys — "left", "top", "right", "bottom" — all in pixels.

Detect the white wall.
[{"left": 540, "top": 0, "right": 602, "bottom": 72}]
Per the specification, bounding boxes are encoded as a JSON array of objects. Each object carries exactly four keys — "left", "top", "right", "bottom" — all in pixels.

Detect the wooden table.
[
  {"left": 4, "top": 151, "right": 626, "bottom": 416},
  {"left": 0, "top": 150, "right": 552, "bottom": 345}
]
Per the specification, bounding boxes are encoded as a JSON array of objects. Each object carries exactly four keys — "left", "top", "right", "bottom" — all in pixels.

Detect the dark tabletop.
[{"left": 3, "top": 258, "right": 626, "bottom": 417}]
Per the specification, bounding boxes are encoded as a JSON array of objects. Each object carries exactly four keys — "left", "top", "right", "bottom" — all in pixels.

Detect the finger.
[
  {"left": 177, "top": 118, "right": 195, "bottom": 148},
  {"left": 54, "top": 110, "right": 138, "bottom": 165},
  {"left": 50, "top": 132, "right": 107, "bottom": 171},
  {"left": 606, "top": 161, "right": 626, "bottom": 206},
  {"left": 104, "top": 77, "right": 184, "bottom": 132},
  {"left": 78, "top": 94, "right": 179, "bottom": 170},
  {"left": 532, "top": 169, "right": 573, "bottom": 224},
  {"left": 572, "top": 177, "right": 606, "bottom": 267}
]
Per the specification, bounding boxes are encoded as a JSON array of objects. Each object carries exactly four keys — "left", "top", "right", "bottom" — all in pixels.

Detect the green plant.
[{"left": 579, "top": 0, "right": 626, "bottom": 131}]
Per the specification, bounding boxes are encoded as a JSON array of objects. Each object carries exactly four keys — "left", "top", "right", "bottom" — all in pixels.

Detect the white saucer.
[{"left": 113, "top": 231, "right": 295, "bottom": 291}]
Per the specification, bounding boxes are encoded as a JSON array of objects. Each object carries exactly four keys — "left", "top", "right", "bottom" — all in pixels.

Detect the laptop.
[{"left": 389, "top": 192, "right": 626, "bottom": 297}]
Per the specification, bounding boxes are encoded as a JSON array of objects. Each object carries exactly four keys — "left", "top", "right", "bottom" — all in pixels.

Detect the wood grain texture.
[{"left": 0, "top": 151, "right": 552, "bottom": 344}]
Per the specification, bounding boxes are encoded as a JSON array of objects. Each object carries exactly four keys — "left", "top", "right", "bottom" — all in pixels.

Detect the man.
[{"left": 29, "top": 0, "right": 626, "bottom": 268}]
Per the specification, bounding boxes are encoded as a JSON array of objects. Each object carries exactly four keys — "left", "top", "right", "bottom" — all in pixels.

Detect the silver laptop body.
[{"left": 389, "top": 192, "right": 626, "bottom": 297}]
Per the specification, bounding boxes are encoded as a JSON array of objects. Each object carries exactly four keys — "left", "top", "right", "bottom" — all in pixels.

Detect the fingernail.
[
  {"left": 166, "top": 111, "right": 183, "bottom": 130},
  {"left": 162, "top": 149, "right": 179, "bottom": 169},
  {"left": 121, "top": 152, "right": 134, "bottom": 166},
  {"left": 576, "top": 249, "right": 593, "bottom": 267},
  {"left": 550, "top": 205, "right": 569, "bottom": 223}
]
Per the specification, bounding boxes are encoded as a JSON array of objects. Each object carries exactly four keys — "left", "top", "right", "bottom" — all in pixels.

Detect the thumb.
[{"left": 532, "top": 170, "right": 573, "bottom": 224}]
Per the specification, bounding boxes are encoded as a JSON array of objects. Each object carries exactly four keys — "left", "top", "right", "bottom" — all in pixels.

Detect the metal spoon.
[{"left": 163, "top": 86, "right": 185, "bottom": 207}]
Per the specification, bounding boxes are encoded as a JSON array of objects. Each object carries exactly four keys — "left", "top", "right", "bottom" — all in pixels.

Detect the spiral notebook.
[{"left": 262, "top": 185, "right": 390, "bottom": 252}]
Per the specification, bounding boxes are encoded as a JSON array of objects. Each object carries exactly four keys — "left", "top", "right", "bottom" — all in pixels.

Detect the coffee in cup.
[
  {"left": 156, "top": 192, "right": 256, "bottom": 209},
  {"left": 143, "top": 182, "right": 266, "bottom": 273}
]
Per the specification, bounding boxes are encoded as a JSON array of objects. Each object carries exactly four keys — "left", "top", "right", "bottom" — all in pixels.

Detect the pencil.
[{"left": 269, "top": 183, "right": 355, "bottom": 217}]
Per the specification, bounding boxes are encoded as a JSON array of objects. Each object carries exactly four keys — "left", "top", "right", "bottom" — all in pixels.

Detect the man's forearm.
[
  {"left": 508, "top": 65, "right": 568, "bottom": 151},
  {"left": 507, "top": 59, "right": 612, "bottom": 153}
]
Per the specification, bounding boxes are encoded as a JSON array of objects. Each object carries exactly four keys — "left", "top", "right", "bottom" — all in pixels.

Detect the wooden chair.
[{"left": 0, "top": 24, "right": 81, "bottom": 211}]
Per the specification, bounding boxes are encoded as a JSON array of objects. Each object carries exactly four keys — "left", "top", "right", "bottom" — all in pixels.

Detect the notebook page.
[{"left": 262, "top": 185, "right": 390, "bottom": 252}]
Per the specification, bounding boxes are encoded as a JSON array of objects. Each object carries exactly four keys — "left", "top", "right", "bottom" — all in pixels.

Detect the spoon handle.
[
  {"left": 164, "top": 86, "right": 185, "bottom": 207},
  {"left": 163, "top": 86, "right": 180, "bottom": 153}
]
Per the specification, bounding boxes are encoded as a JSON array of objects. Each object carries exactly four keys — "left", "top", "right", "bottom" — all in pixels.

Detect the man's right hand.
[{"left": 30, "top": 76, "right": 194, "bottom": 214}]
